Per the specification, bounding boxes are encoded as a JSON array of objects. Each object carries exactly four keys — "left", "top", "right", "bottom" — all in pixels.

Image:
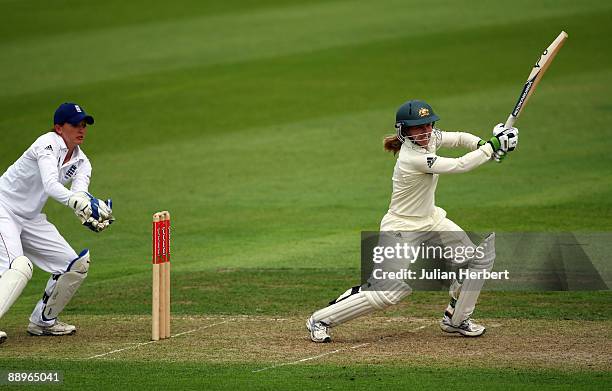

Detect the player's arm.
[
  {"left": 36, "top": 147, "right": 96, "bottom": 210},
  {"left": 413, "top": 144, "right": 494, "bottom": 174},
  {"left": 36, "top": 146, "right": 113, "bottom": 231},
  {"left": 70, "top": 159, "right": 91, "bottom": 193},
  {"left": 439, "top": 131, "right": 482, "bottom": 151},
  {"left": 35, "top": 145, "right": 73, "bottom": 204},
  {"left": 416, "top": 124, "right": 519, "bottom": 173}
]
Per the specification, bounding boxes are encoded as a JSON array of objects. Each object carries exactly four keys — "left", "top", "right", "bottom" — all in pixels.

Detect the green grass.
[
  {"left": 1, "top": 0, "right": 611, "bottom": 389},
  {"left": 0, "top": 359, "right": 609, "bottom": 390},
  {"left": 6, "top": 268, "right": 609, "bottom": 320}
]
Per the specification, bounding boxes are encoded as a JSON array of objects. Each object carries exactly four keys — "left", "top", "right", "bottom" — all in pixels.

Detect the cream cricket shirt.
[
  {"left": 386, "top": 131, "right": 493, "bottom": 227},
  {"left": 0, "top": 132, "right": 91, "bottom": 219}
]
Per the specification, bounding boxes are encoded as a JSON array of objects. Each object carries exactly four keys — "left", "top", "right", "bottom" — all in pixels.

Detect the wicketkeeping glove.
[
  {"left": 68, "top": 192, "right": 92, "bottom": 220},
  {"left": 84, "top": 198, "right": 114, "bottom": 232},
  {"left": 68, "top": 192, "right": 115, "bottom": 232}
]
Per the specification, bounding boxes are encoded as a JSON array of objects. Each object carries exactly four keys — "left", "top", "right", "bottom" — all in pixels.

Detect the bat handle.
[{"left": 504, "top": 114, "right": 516, "bottom": 129}]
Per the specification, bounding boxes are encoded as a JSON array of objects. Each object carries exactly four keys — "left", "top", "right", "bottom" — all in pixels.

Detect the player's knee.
[
  {"left": 365, "top": 280, "right": 412, "bottom": 308},
  {"left": 9, "top": 256, "right": 33, "bottom": 281},
  {"left": 329, "top": 285, "right": 361, "bottom": 305},
  {"left": 67, "top": 249, "right": 90, "bottom": 274},
  {"left": 40, "top": 250, "right": 90, "bottom": 322},
  {"left": 470, "top": 232, "right": 496, "bottom": 270}
]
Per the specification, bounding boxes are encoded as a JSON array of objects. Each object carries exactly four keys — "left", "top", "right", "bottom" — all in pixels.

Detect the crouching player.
[{"left": 0, "top": 103, "right": 115, "bottom": 343}]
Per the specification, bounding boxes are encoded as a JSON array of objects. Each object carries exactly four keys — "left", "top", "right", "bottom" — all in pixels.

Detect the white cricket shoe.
[
  {"left": 439, "top": 311, "right": 486, "bottom": 337},
  {"left": 27, "top": 320, "right": 76, "bottom": 336},
  {"left": 306, "top": 316, "right": 331, "bottom": 343},
  {"left": 0, "top": 331, "right": 7, "bottom": 344}
]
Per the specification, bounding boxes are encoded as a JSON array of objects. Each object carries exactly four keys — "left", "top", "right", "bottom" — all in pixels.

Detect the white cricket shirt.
[
  {"left": 387, "top": 130, "right": 493, "bottom": 222},
  {"left": 0, "top": 132, "right": 91, "bottom": 219}
]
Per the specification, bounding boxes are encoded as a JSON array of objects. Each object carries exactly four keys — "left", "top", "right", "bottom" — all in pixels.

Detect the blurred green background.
[
  {"left": 1, "top": 0, "right": 610, "bottom": 309},
  {"left": 1, "top": 0, "right": 610, "bottom": 306},
  {"left": 2, "top": 0, "right": 611, "bottom": 271}
]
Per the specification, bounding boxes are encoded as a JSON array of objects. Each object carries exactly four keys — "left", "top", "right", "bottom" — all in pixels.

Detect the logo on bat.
[
  {"left": 534, "top": 49, "right": 549, "bottom": 69},
  {"left": 512, "top": 78, "right": 535, "bottom": 116}
]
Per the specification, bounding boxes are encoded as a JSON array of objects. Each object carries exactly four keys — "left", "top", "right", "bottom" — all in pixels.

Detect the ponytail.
[{"left": 383, "top": 135, "right": 402, "bottom": 155}]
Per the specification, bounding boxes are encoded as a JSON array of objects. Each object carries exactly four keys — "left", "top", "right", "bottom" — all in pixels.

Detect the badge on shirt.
[{"left": 64, "top": 165, "right": 77, "bottom": 180}]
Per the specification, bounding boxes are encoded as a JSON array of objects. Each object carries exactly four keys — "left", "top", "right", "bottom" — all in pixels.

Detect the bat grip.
[{"left": 504, "top": 114, "right": 516, "bottom": 129}]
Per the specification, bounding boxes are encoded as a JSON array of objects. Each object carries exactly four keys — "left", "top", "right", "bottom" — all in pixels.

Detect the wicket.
[{"left": 152, "top": 211, "right": 171, "bottom": 341}]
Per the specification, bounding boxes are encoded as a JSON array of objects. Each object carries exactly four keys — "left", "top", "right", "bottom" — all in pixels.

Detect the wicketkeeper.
[
  {"left": 0, "top": 102, "right": 115, "bottom": 343},
  {"left": 307, "top": 100, "right": 518, "bottom": 342}
]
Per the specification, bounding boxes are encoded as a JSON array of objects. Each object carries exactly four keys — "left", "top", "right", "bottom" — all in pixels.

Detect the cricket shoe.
[
  {"left": 0, "top": 331, "right": 7, "bottom": 344},
  {"left": 306, "top": 316, "right": 331, "bottom": 343},
  {"left": 27, "top": 320, "right": 76, "bottom": 336},
  {"left": 439, "top": 311, "right": 486, "bottom": 337}
]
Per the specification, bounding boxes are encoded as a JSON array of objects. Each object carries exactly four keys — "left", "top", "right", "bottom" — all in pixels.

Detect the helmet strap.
[{"left": 395, "top": 122, "right": 406, "bottom": 143}]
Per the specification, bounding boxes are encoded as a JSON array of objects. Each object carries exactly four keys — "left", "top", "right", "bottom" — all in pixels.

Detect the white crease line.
[
  {"left": 170, "top": 329, "right": 198, "bottom": 338},
  {"left": 85, "top": 320, "right": 231, "bottom": 360},
  {"left": 252, "top": 343, "right": 370, "bottom": 373},
  {"left": 252, "top": 324, "right": 427, "bottom": 373},
  {"left": 86, "top": 340, "right": 157, "bottom": 359},
  {"left": 410, "top": 325, "right": 427, "bottom": 332}
]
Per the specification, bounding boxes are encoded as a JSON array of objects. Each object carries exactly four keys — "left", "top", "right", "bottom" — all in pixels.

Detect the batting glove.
[
  {"left": 478, "top": 138, "right": 509, "bottom": 163},
  {"left": 492, "top": 123, "right": 519, "bottom": 152},
  {"left": 492, "top": 149, "right": 507, "bottom": 163}
]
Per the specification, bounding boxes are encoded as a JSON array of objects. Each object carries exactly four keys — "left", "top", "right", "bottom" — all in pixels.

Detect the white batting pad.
[
  {"left": 452, "top": 233, "right": 496, "bottom": 325},
  {"left": 312, "top": 280, "right": 412, "bottom": 327},
  {"left": 0, "top": 256, "right": 33, "bottom": 318}
]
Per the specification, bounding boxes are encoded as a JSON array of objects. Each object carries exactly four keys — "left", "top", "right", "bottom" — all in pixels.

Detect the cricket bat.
[{"left": 505, "top": 31, "right": 568, "bottom": 128}]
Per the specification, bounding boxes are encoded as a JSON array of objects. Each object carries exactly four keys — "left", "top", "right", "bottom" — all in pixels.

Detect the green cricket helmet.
[
  {"left": 395, "top": 100, "right": 439, "bottom": 144},
  {"left": 395, "top": 100, "right": 439, "bottom": 127}
]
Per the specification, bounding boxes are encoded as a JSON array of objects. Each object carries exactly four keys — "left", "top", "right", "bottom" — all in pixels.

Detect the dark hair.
[{"left": 383, "top": 134, "right": 402, "bottom": 155}]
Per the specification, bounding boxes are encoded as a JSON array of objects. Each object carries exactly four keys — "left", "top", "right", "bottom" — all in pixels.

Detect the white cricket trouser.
[
  {"left": 380, "top": 211, "right": 476, "bottom": 265},
  {"left": 0, "top": 202, "right": 78, "bottom": 326},
  {"left": 380, "top": 211, "right": 493, "bottom": 324},
  {"left": 312, "top": 211, "right": 486, "bottom": 327}
]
